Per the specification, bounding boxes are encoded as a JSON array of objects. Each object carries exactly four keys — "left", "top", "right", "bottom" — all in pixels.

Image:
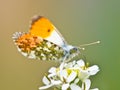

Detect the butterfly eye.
[{"left": 70, "top": 47, "right": 79, "bottom": 54}]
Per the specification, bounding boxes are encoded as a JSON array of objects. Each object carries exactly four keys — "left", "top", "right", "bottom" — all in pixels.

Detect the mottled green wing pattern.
[
  {"left": 13, "top": 32, "right": 65, "bottom": 61},
  {"left": 32, "top": 39, "right": 65, "bottom": 61}
]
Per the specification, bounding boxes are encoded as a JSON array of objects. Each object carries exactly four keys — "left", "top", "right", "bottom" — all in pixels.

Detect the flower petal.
[
  {"left": 78, "top": 69, "right": 90, "bottom": 81},
  {"left": 60, "top": 69, "right": 68, "bottom": 80},
  {"left": 59, "top": 62, "right": 65, "bottom": 71},
  {"left": 70, "top": 83, "right": 82, "bottom": 90},
  {"left": 48, "top": 73, "right": 56, "bottom": 78},
  {"left": 48, "top": 67, "right": 57, "bottom": 77},
  {"left": 42, "top": 76, "right": 50, "bottom": 85},
  {"left": 48, "top": 67, "right": 56, "bottom": 73},
  {"left": 77, "top": 59, "right": 85, "bottom": 67},
  {"left": 62, "top": 83, "right": 69, "bottom": 90},
  {"left": 39, "top": 84, "right": 53, "bottom": 90},
  {"left": 87, "top": 65, "right": 99, "bottom": 75},
  {"left": 51, "top": 80, "right": 62, "bottom": 85},
  {"left": 67, "top": 71, "right": 77, "bottom": 83},
  {"left": 82, "top": 79, "right": 91, "bottom": 90}
]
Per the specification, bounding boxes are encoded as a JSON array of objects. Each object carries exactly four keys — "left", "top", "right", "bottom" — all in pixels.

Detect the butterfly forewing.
[{"left": 29, "top": 15, "right": 67, "bottom": 46}]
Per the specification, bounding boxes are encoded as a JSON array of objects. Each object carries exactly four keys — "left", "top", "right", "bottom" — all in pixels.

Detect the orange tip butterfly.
[{"left": 12, "top": 15, "right": 100, "bottom": 62}]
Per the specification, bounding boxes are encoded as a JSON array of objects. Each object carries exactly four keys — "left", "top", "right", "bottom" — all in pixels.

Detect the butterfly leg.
[{"left": 61, "top": 52, "right": 71, "bottom": 63}]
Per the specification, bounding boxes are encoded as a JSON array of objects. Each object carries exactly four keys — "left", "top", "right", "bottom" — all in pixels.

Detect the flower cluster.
[{"left": 39, "top": 59, "right": 99, "bottom": 90}]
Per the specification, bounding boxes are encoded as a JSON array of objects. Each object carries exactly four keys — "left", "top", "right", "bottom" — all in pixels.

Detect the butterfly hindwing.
[
  {"left": 33, "top": 39, "right": 65, "bottom": 61},
  {"left": 13, "top": 32, "right": 65, "bottom": 61}
]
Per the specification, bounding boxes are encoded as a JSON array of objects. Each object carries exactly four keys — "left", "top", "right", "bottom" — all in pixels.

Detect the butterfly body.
[{"left": 13, "top": 16, "right": 80, "bottom": 62}]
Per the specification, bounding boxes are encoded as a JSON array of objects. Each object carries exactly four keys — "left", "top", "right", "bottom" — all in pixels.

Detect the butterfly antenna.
[{"left": 78, "top": 41, "right": 100, "bottom": 50}]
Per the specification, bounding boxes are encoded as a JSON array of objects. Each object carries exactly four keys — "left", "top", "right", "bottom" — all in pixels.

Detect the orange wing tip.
[
  {"left": 29, "top": 15, "right": 43, "bottom": 29},
  {"left": 29, "top": 15, "right": 55, "bottom": 38},
  {"left": 15, "top": 33, "right": 43, "bottom": 53}
]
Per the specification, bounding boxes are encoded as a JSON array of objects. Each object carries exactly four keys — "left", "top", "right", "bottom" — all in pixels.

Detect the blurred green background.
[{"left": 0, "top": 0, "right": 120, "bottom": 90}]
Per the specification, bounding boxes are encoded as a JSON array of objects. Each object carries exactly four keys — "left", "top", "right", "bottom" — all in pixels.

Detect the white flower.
[
  {"left": 39, "top": 59, "right": 100, "bottom": 90},
  {"left": 72, "top": 59, "right": 99, "bottom": 81},
  {"left": 62, "top": 83, "right": 70, "bottom": 90}
]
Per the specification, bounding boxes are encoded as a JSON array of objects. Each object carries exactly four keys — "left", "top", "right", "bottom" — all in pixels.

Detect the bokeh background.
[{"left": 0, "top": 0, "right": 120, "bottom": 90}]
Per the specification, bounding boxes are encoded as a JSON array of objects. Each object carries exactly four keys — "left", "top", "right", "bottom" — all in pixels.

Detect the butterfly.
[{"left": 12, "top": 15, "right": 80, "bottom": 62}]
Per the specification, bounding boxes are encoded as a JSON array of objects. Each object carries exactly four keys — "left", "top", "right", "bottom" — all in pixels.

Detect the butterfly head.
[
  {"left": 62, "top": 45, "right": 80, "bottom": 62},
  {"left": 66, "top": 45, "right": 79, "bottom": 54},
  {"left": 70, "top": 46, "right": 80, "bottom": 55}
]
